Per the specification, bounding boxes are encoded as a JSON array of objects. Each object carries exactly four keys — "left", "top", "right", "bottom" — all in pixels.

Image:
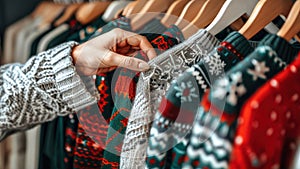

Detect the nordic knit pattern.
[
  {"left": 102, "top": 25, "right": 183, "bottom": 169},
  {"left": 71, "top": 17, "right": 132, "bottom": 169},
  {"left": 145, "top": 32, "right": 254, "bottom": 169},
  {"left": 229, "top": 52, "right": 300, "bottom": 169},
  {"left": 121, "top": 29, "right": 219, "bottom": 169},
  {"left": 0, "top": 41, "right": 99, "bottom": 141},
  {"left": 182, "top": 34, "right": 299, "bottom": 169}
]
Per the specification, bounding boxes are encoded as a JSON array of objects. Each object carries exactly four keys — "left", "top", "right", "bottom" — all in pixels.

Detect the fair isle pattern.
[
  {"left": 146, "top": 32, "right": 255, "bottom": 169},
  {"left": 121, "top": 29, "right": 220, "bottom": 169},
  {"left": 183, "top": 46, "right": 291, "bottom": 169},
  {"left": 0, "top": 42, "right": 99, "bottom": 141},
  {"left": 102, "top": 27, "right": 182, "bottom": 169},
  {"left": 146, "top": 113, "right": 175, "bottom": 168},
  {"left": 182, "top": 107, "right": 233, "bottom": 169}
]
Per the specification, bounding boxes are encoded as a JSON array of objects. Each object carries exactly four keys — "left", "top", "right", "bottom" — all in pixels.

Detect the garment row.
[{"left": 1, "top": 1, "right": 300, "bottom": 169}]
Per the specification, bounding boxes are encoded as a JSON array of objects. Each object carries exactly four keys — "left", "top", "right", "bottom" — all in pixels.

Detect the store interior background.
[{"left": 0, "top": 0, "right": 42, "bottom": 61}]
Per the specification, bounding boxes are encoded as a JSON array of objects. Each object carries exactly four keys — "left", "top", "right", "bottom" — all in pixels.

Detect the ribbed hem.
[
  {"left": 51, "top": 41, "right": 99, "bottom": 112},
  {"left": 223, "top": 31, "right": 254, "bottom": 57},
  {"left": 260, "top": 34, "right": 300, "bottom": 64}
]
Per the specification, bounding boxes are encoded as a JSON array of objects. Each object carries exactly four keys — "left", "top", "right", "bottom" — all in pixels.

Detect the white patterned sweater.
[{"left": 0, "top": 42, "right": 99, "bottom": 141}]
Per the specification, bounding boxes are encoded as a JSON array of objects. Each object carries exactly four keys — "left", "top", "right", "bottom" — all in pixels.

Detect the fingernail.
[{"left": 138, "top": 62, "right": 150, "bottom": 70}]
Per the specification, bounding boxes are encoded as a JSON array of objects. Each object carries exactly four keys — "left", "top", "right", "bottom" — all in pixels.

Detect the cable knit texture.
[{"left": 0, "top": 41, "right": 99, "bottom": 141}]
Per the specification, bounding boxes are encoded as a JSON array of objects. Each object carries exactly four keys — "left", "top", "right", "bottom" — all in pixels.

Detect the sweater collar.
[
  {"left": 222, "top": 31, "right": 254, "bottom": 58},
  {"left": 259, "top": 34, "right": 300, "bottom": 64}
]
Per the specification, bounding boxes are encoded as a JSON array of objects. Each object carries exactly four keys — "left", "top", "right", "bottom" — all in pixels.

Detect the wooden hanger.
[
  {"left": 38, "top": 3, "right": 66, "bottom": 28},
  {"left": 277, "top": 0, "right": 300, "bottom": 41},
  {"left": 31, "top": 1, "right": 52, "bottom": 18},
  {"left": 204, "top": 0, "right": 259, "bottom": 36},
  {"left": 122, "top": 1, "right": 137, "bottom": 16},
  {"left": 115, "top": 8, "right": 124, "bottom": 19},
  {"left": 76, "top": 1, "right": 112, "bottom": 25},
  {"left": 130, "top": 0, "right": 174, "bottom": 31},
  {"left": 125, "top": 0, "right": 148, "bottom": 17},
  {"left": 230, "top": 17, "right": 246, "bottom": 31},
  {"left": 102, "top": 1, "right": 132, "bottom": 22},
  {"left": 161, "top": 0, "right": 190, "bottom": 27},
  {"left": 174, "top": 0, "right": 206, "bottom": 29},
  {"left": 182, "top": 0, "right": 225, "bottom": 38},
  {"left": 54, "top": 3, "right": 83, "bottom": 27},
  {"left": 238, "top": 0, "right": 294, "bottom": 40}
]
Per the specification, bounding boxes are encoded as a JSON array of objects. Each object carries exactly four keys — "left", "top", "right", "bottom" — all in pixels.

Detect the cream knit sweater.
[{"left": 0, "top": 42, "right": 99, "bottom": 141}]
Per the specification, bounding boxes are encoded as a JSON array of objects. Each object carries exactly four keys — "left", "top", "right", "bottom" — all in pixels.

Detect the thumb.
[{"left": 105, "top": 51, "right": 150, "bottom": 71}]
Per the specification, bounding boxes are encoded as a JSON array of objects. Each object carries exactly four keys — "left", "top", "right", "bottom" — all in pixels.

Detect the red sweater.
[{"left": 230, "top": 52, "right": 300, "bottom": 169}]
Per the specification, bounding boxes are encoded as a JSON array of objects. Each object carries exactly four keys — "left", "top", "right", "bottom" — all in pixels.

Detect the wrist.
[{"left": 71, "top": 44, "right": 82, "bottom": 65}]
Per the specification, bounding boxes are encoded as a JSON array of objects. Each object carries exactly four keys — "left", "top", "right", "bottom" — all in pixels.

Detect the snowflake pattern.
[
  {"left": 204, "top": 52, "right": 226, "bottom": 75},
  {"left": 247, "top": 59, "right": 270, "bottom": 81},
  {"left": 213, "top": 72, "right": 247, "bottom": 106},
  {"left": 174, "top": 81, "right": 198, "bottom": 103}
]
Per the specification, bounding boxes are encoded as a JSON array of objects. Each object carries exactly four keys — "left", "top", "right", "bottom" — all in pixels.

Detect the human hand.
[{"left": 71, "top": 28, "right": 156, "bottom": 76}]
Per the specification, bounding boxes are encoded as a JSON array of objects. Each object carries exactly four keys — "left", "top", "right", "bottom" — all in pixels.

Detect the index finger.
[{"left": 121, "top": 31, "right": 157, "bottom": 60}]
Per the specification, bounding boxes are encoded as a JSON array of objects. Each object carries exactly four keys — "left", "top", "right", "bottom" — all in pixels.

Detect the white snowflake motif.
[
  {"left": 247, "top": 59, "right": 270, "bottom": 81},
  {"left": 267, "top": 47, "right": 277, "bottom": 57},
  {"left": 174, "top": 81, "right": 198, "bottom": 103},
  {"left": 213, "top": 72, "right": 247, "bottom": 106},
  {"left": 205, "top": 52, "right": 226, "bottom": 75}
]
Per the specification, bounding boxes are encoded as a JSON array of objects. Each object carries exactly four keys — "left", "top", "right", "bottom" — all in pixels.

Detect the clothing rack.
[{"left": 0, "top": 0, "right": 299, "bottom": 169}]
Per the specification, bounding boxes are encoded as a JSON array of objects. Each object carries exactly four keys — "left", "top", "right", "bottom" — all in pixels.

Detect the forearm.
[{"left": 0, "top": 42, "right": 99, "bottom": 141}]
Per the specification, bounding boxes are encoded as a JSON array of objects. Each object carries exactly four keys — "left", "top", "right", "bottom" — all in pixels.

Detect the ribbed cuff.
[{"left": 50, "top": 41, "right": 99, "bottom": 112}]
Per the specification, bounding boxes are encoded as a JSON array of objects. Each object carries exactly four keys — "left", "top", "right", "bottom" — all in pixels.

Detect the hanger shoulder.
[
  {"left": 102, "top": 1, "right": 131, "bottom": 22},
  {"left": 161, "top": 0, "right": 190, "bottom": 27},
  {"left": 230, "top": 17, "right": 245, "bottom": 31},
  {"left": 277, "top": 0, "right": 300, "bottom": 41},
  {"left": 131, "top": 0, "right": 174, "bottom": 31},
  {"left": 31, "top": 1, "right": 51, "bottom": 18},
  {"left": 205, "top": 0, "right": 258, "bottom": 35},
  {"left": 54, "top": 3, "right": 83, "bottom": 26},
  {"left": 175, "top": 0, "right": 206, "bottom": 29},
  {"left": 191, "top": 0, "right": 226, "bottom": 28},
  {"left": 181, "top": 0, "right": 225, "bottom": 38},
  {"left": 239, "top": 0, "right": 294, "bottom": 40},
  {"left": 76, "top": 1, "right": 111, "bottom": 25},
  {"left": 126, "top": 0, "right": 148, "bottom": 16},
  {"left": 39, "top": 3, "right": 66, "bottom": 28},
  {"left": 138, "top": 0, "right": 174, "bottom": 14},
  {"left": 123, "top": 1, "right": 137, "bottom": 16}
]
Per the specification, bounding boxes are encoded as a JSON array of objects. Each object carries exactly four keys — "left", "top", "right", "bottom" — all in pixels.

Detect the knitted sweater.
[
  {"left": 146, "top": 32, "right": 254, "bottom": 169},
  {"left": 0, "top": 41, "right": 99, "bottom": 141},
  {"left": 68, "top": 17, "right": 132, "bottom": 169},
  {"left": 182, "top": 35, "right": 299, "bottom": 169},
  {"left": 229, "top": 52, "right": 300, "bottom": 169},
  {"left": 121, "top": 29, "right": 219, "bottom": 169},
  {"left": 102, "top": 25, "right": 183, "bottom": 169}
]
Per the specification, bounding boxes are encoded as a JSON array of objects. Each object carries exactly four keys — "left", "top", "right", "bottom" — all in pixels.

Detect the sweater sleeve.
[{"left": 0, "top": 41, "right": 99, "bottom": 141}]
